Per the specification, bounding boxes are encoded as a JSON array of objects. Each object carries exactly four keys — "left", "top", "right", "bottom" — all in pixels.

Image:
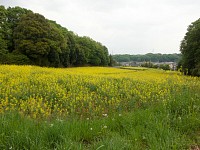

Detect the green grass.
[{"left": 1, "top": 88, "right": 199, "bottom": 150}]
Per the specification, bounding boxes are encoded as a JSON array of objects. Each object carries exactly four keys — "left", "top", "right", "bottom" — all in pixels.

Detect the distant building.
[
  {"left": 119, "top": 61, "right": 177, "bottom": 70},
  {"left": 154, "top": 62, "right": 177, "bottom": 70},
  {"left": 120, "top": 61, "right": 143, "bottom": 67}
]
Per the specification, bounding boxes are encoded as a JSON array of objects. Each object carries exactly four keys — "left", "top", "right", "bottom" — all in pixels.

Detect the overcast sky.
[{"left": 1, "top": 0, "right": 200, "bottom": 54}]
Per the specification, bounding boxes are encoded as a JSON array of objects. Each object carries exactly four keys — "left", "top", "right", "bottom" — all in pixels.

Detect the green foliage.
[
  {"left": 0, "top": 5, "right": 110, "bottom": 67},
  {"left": 0, "top": 52, "right": 31, "bottom": 65},
  {"left": 0, "top": 37, "right": 7, "bottom": 54},
  {"left": 159, "top": 64, "right": 170, "bottom": 70},
  {"left": 141, "top": 62, "right": 171, "bottom": 70},
  {"left": 0, "top": 6, "right": 8, "bottom": 54},
  {"left": 141, "top": 62, "right": 154, "bottom": 68},
  {"left": 6, "top": 6, "right": 32, "bottom": 52},
  {"left": 180, "top": 18, "right": 200, "bottom": 76},
  {"left": 14, "top": 12, "right": 54, "bottom": 66},
  {"left": 70, "top": 35, "right": 109, "bottom": 66},
  {"left": 113, "top": 53, "right": 182, "bottom": 63}
]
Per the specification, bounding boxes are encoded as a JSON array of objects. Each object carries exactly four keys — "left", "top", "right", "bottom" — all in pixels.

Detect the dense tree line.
[
  {"left": 180, "top": 18, "right": 200, "bottom": 76},
  {"left": 113, "top": 53, "right": 181, "bottom": 63},
  {"left": 141, "top": 62, "right": 171, "bottom": 70},
  {"left": 0, "top": 6, "right": 111, "bottom": 67}
]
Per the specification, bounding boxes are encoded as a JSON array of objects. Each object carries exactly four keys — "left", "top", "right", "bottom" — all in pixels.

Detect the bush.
[{"left": 0, "top": 53, "right": 31, "bottom": 65}]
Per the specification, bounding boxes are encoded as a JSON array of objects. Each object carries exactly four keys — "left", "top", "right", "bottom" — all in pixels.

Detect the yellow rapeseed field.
[{"left": 0, "top": 65, "right": 199, "bottom": 119}]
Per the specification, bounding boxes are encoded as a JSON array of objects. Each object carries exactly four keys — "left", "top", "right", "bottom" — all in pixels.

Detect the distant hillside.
[
  {"left": 113, "top": 53, "right": 182, "bottom": 63},
  {"left": 0, "top": 6, "right": 111, "bottom": 67}
]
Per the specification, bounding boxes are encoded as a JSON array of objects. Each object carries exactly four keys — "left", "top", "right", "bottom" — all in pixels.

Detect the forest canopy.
[
  {"left": 113, "top": 53, "right": 181, "bottom": 63},
  {"left": 0, "top": 6, "right": 110, "bottom": 67}
]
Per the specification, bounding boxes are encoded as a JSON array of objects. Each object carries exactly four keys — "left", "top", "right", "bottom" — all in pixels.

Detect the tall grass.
[{"left": 1, "top": 85, "right": 199, "bottom": 149}]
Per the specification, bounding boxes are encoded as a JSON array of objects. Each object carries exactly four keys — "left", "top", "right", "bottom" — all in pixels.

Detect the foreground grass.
[
  {"left": 0, "top": 65, "right": 200, "bottom": 149},
  {"left": 1, "top": 91, "right": 199, "bottom": 150}
]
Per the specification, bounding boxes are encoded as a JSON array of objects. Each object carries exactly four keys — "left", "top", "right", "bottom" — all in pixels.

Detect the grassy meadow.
[{"left": 0, "top": 65, "right": 200, "bottom": 149}]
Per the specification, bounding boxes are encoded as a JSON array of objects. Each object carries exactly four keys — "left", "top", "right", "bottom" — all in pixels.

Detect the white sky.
[{"left": 1, "top": 0, "right": 200, "bottom": 54}]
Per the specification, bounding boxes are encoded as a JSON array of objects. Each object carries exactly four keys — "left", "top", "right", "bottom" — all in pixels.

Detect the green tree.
[
  {"left": 74, "top": 45, "right": 88, "bottom": 66},
  {"left": 180, "top": 18, "right": 200, "bottom": 76},
  {"left": 48, "top": 20, "right": 71, "bottom": 67},
  {"left": 0, "top": 6, "right": 8, "bottom": 54},
  {"left": 14, "top": 12, "right": 68, "bottom": 67},
  {"left": 113, "top": 54, "right": 181, "bottom": 63},
  {"left": 68, "top": 32, "right": 77, "bottom": 66},
  {"left": 108, "top": 54, "right": 114, "bottom": 66},
  {"left": 74, "top": 36, "right": 109, "bottom": 66},
  {"left": 0, "top": 5, "right": 110, "bottom": 67},
  {"left": 6, "top": 6, "right": 31, "bottom": 52},
  {"left": 13, "top": 12, "right": 51, "bottom": 66},
  {"left": 99, "top": 45, "right": 109, "bottom": 66},
  {"left": 0, "top": 37, "right": 7, "bottom": 54},
  {"left": 159, "top": 64, "right": 170, "bottom": 70}
]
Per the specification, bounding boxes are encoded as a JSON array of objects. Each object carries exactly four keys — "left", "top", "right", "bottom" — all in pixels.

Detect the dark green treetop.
[{"left": 180, "top": 18, "right": 200, "bottom": 76}]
